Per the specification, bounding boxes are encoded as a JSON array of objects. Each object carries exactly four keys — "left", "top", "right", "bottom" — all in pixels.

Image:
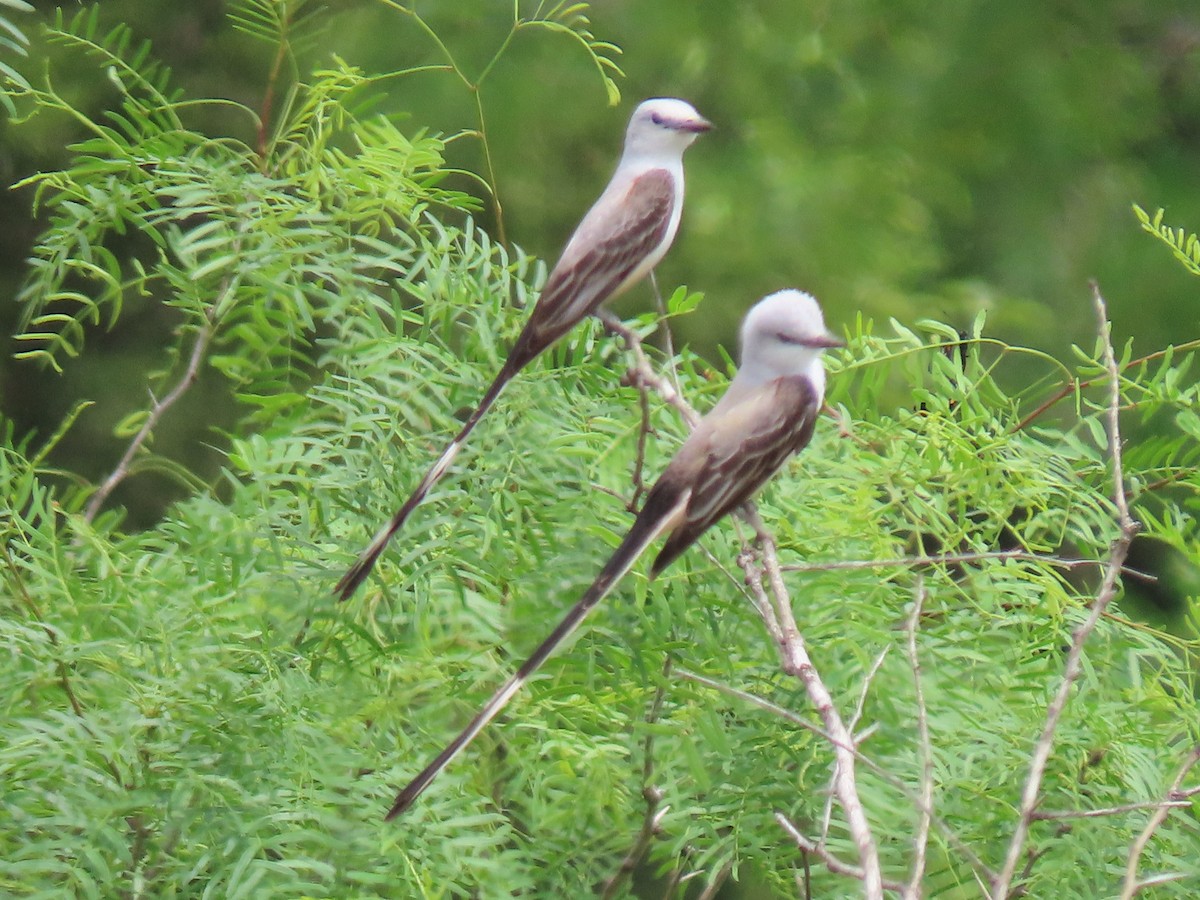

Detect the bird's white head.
[
  {"left": 736, "top": 290, "right": 842, "bottom": 393},
  {"left": 622, "top": 98, "right": 712, "bottom": 161}
]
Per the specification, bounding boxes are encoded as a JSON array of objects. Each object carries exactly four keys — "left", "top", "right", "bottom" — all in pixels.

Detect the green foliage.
[
  {"left": 1134, "top": 206, "right": 1200, "bottom": 279},
  {"left": 0, "top": 0, "right": 32, "bottom": 117},
  {"left": 3, "top": 3, "right": 1200, "bottom": 899}
]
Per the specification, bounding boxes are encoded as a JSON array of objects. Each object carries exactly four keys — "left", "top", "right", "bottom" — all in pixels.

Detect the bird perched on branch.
[
  {"left": 336, "top": 97, "right": 712, "bottom": 600},
  {"left": 385, "top": 289, "right": 842, "bottom": 818}
]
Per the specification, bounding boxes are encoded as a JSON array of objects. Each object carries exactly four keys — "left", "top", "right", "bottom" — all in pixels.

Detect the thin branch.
[
  {"left": 1011, "top": 337, "right": 1200, "bottom": 433},
  {"left": 1131, "top": 467, "right": 1199, "bottom": 498},
  {"left": 1120, "top": 745, "right": 1200, "bottom": 899},
  {"left": 904, "top": 579, "right": 933, "bottom": 900},
  {"left": 627, "top": 388, "right": 654, "bottom": 511},
  {"left": 849, "top": 647, "right": 890, "bottom": 737},
  {"left": 597, "top": 310, "right": 700, "bottom": 428},
  {"left": 833, "top": 646, "right": 888, "bottom": 850},
  {"left": 1010, "top": 378, "right": 1080, "bottom": 435},
  {"left": 469, "top": 89, "right": 506, "bottom": 246},
  {"left": 776, "top": 813, "right": 906, "bottom": 894},
  {"left": 1033, "top": 794, "right": 1198, "bottom": 821},
  {"left": 675, "top": 669, "right": 833, "bottom": 744},
  {"left": 256, "top": 7, "right": 291, "bottom": 162},
  {"left": 992, "top": 282, "right": 1142, "bottom": 898},
  {"left": 83, "top": 309, "right": 217, "bottom": 523},
  {"left": 649, "top": 270, "right": 684, "bottom": 399},
  {"left": 779, "top": 549, "right": 1154, "bottom": 583}
]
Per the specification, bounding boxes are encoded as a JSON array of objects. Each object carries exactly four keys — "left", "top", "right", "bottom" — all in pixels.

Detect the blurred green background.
[{"left": 2, "top": 0, "right": 1199, "bottom": 526}]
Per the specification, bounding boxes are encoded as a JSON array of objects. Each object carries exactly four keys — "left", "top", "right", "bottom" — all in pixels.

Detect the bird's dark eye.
[
  {"left": 774, "top": 330, "right": 802, "bottom": 345},
  {"left": 651, "top": 112, "right": 665, "bottom": 126}
]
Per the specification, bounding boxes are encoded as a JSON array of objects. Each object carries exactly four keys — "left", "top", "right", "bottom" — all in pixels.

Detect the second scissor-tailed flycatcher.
[
  {"left": 336, "top": 98, "right": 712, "bottom": 600},
  {"left": 384, "top": 289, "right": 843, "bottom": 818}
]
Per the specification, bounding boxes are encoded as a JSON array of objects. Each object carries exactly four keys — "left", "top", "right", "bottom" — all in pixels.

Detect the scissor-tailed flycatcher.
[
  {"left": 385, "top": 289, "right": 842, "bottom": 818},
  {"left": 336, "top": 98, "right": 712, "bottom": 601}
]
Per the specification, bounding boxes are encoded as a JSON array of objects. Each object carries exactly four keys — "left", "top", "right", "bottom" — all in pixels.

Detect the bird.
[
  {"left": 384, "top": 289, "right": 842, "bottom": 818},
  {"left": 335, "top": 98, "right": 713, "bottom": 601}
]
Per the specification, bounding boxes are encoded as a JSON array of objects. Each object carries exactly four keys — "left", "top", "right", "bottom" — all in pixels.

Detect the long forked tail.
[
  {"left": 384, "top": 494, "right": 685, "bottom": 819},
  {"left": 335, "top": 354, "right": 526, "bottom": 601}
]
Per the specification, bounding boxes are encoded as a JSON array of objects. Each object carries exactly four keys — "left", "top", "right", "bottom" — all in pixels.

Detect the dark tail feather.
[
  {"left": 336, "top": 354, "right": 527, "bottom": 601},
  {"left": 385, "top": 496, "right": 684, "bottom": 818}
]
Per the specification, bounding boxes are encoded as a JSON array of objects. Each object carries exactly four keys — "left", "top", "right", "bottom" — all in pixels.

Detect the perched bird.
[
  {"left": 385, "top": 289, "right": 842, "bottom": 818},
  {"left": 336, "top": 98, "right": 712, "bottom": 600}
]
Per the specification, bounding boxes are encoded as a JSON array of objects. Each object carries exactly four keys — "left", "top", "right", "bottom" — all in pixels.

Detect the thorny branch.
[
  {"left": 991, "top": 282, "right": 1142, "bottom": 898},
  {"left": 627, "top": 389, "right": 654, "bottom": 511},
  {"left": 598, "top": 311, "right": 700, "bottom": 430},
  {"left": 602, "top": 308, "right": 884, "bottom": 898}
]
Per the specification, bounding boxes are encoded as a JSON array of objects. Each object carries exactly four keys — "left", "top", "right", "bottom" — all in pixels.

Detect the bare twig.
[
  {"left": 83, "top": 308, "right": 218, "bottom": 523},
  {"left": 1119, "top": 745, "right": 1200, "bottom": 899},
  {"left": 849, "top": 648, "right": 890, "bottom": 737},
  {"left": 992, "top": 282, "right": 1142, "bottom": 898},
  {"left": 904, "top": 579, "right": 933, "bottom": 900},
  {"left": 779, "top": 549, "right": 1154, "bottom": 583},
  {"left": 1033, "top": 793, "right": 1198, "bottom": 821},
  {"left": 776, "top": 813, "right": 906, "bottom": 893},
  {"left": 831, "top": 646, "right": 888, "bottom": 851},
  {"left": 597, "top": 310, "right": 700, "bottom": 428},
  {"left": 628, "top": 389, "right": 654, "bottom": 511},
  {"left": 605, "top": 310, "right": 884, "bottom": 897},
  {"left": 648, "top": 270, "right": 685, "bottom": 399}
]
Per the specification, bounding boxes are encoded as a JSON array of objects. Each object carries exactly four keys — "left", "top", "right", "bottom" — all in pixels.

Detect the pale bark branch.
[
  {"left": 776, "top": 812, "right": 906, "bottom": 893},
  {"left": 991, "top": 282, "right": 1141, "bottom": 898}
]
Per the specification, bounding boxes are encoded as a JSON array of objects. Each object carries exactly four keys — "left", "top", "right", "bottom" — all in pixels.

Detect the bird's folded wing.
[
  {"left": 651, "top": 377, "right": 818, "bottom": 575},
  {"left": 529, "top": 168, "right": 675, "bottom": 345}
]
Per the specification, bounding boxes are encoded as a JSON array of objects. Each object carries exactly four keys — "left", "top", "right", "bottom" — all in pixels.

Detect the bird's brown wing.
[
  {"left": 649, "top": 376, "right": 819, "bottom": 576},
  {"left": 521, "top": 168, "right": 675, "bottom": 354}
]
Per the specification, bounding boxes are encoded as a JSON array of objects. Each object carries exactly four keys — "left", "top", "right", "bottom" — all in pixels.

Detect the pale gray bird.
[
  {"left": 385, "top": 289, "right": 842, "bottom": 818},
  {"left": 337, "top": 98, "right": 712, "bottom": 600}
]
